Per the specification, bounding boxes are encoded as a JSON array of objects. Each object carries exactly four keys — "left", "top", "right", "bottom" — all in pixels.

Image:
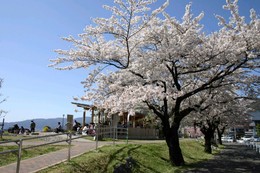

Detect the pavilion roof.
[{"left": 71, "top": 102, "right": 96, "bottom": 110}]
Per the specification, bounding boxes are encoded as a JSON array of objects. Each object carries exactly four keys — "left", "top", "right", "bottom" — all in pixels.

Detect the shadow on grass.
[
  {"left": 134, "top": 159, "right": 162, "bottom": 173},
  {"left": 100, "top": 144, "right": 142, "bottom": 172}
]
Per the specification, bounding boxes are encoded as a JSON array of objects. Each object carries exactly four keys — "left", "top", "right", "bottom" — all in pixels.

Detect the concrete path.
[
  {"left": 185, "top": 143, "right": 260, "bottom": 173},
  {"left": 0, "top": 138, "right": 113, "bottom": 173}
]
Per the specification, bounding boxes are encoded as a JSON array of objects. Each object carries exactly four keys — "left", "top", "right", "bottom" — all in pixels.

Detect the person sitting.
[
  {"left": 88, "top": 123, "right": 96, "bottom": 136},
  {"left": 13, "top": 124, "right": 20, "bottom": 134},
  {"left": 82, "top": 124, "right": 89, "bottom": 135},
  {"left": 19, "top": 126, "right": 25, "bottom": 134},
  {"left": 55, "top": 122, "right": 63, "bottom": 133},
  {"left": 72, "top": 120, "right": 81, "bottom": 131}
]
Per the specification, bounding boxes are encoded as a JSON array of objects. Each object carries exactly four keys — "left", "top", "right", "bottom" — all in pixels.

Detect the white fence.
[
  {"left": 245, "top": 141, "right": 260, "bottom": 154},
  {"left": 98, "top": 126, "right": 159, "bottom": 140}
]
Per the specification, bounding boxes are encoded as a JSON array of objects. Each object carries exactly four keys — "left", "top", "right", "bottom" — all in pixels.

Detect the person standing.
[{"left": 30, "top": 120, "right": 36, "bottom": 133}]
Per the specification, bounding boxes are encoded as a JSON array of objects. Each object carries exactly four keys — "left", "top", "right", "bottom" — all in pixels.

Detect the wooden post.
[
  {"left": 95, "top": 125, "right": 98, "bottom": 150},
  {"left": 91, "top": 108, "right": 94, "bottom": 123},
  {"left": 67, "top": 133, "right": 72, "bottom": 161},
  {"left": 0, "top": 118, "right": 4, "bottom": 139},
  {"left": 16, "top": 139, "right": 23, "bottom": 173},
  {"left": 82, "top": 110, "right": 86, "bottom": 127}
]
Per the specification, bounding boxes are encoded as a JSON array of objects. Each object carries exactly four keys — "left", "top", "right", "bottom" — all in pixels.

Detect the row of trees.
[
  {"left": 50, "top": 0, "right": 260, "bottom": 166},
  {"left": 183, "top": 88, "right": 253, "bottom": 153}
]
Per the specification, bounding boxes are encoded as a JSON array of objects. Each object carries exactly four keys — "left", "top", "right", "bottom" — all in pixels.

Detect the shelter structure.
[
  {"left": 72, "top": 102, "right": 148, "bottom": 127},
  {"left": 71, "top": 102, "right": 160, "bottom": 139},
  {"left": 71, "top": 102, "right": 97, "bottom": 127},
  {"left": 72, "top": 102, "right": 121, "bottom": 127}
]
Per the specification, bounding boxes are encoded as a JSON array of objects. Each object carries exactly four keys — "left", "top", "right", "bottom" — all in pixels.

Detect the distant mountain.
[{"left": 3, "top": 117, "right": 91, "bottom": 131}]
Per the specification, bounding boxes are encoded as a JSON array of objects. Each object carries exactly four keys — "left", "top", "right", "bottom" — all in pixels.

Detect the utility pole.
[
  {"left": 0, "top": 111, "right": 7, "bottom": 139},
  {"left": 62, "top": 114, "right": 65, "bottom": 129},
  {"left": 0, "top": 117, "right": 4, "bottom": 139}
]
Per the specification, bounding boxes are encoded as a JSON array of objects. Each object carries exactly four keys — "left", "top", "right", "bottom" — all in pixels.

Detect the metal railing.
[
  {"left": 95, "top": 126, "right": 128, "bottom": 146},
  {"left": 97, "top": 126, "right": 128, "bottom": 138},
  {"left": 0, "top": 132, "right": 83, "bottom": 173},
  {"left": 0, "top": 127, "right": 129, "bottom": 173}
]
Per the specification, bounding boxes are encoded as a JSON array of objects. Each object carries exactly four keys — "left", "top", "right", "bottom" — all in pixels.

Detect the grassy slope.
[
  {"left": 0, "top": 145, "right": 68, "bottom": 166},
  {"left": 38, "top": 139, "right": 219, "bottom": 173},
  {"left": 0, "top": 134, "right": 69, "bottom": 166}
]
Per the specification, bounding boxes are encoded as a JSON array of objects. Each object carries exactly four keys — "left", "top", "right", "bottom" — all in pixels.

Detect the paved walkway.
[
  {"left": 0, "top": 137, "right": 113, "bottom": 173},
  {"left": 185, "top": 143, "right": 260, "bottom": 173}
]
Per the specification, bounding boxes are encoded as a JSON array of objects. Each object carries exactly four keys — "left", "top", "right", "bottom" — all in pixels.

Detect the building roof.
[{"left": 71, "top": 102, "right": 96, "bottom": 110}]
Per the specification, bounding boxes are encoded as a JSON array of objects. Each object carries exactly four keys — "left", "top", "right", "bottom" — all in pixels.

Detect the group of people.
[
  {"left": 8, "top": 119, "right": 96, "bottom": 135},
  {"left": 82, "top": 123, "right": 96, "bottom": 135},
  {"left": 8, "top": 120, "right": 36, "bottom": 134},
  {"left": 71, "top": 120, "right": 95, "bottom": 136}
]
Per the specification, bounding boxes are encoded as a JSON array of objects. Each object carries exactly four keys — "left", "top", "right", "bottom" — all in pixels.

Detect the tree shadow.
[
  {"left": 184, "top": 144, "right": 260, "bottom": 173},
  {"left": 103, "top": 144, "right": 142, "bottom": 172}
]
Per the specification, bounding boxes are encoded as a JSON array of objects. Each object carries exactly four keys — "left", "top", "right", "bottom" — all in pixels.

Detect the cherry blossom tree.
[
  {"left": 50, "top": 0, "right": 260, "bottom": 166},
  {"left": 190, "top": 88, "right": 252, "bottom": 153},
  {"left": 215, "top": 108, "right": 251, "bottom": 145}
]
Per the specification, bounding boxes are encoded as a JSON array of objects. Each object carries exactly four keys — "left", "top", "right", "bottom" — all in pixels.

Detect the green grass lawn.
[
  {"left": 0, "top": 145, "right": 68, "bottom": 167},
  {"left": 37, "top": 139, "right": 220, "bottom": 173}
]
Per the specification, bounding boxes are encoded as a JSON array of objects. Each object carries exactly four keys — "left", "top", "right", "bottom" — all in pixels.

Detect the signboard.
[{"left": 67, "top": 114, "right": 73, "bottom": 131}]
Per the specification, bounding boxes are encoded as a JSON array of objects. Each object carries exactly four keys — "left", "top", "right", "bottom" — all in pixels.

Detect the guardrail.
[
  {"left": 0, "top": 126, "right": 129, "bottom": 173},
  {"left": 0, "top": 132, "right": 85, "bottom": 173}
]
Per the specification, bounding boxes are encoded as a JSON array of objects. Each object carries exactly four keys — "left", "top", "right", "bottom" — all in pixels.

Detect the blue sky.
[{"left": 0, "top": 0, "right": 259, "bottom": 122}]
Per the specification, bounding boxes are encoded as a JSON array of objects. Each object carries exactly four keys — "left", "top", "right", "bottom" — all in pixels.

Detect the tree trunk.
[
  {"left": 199, "top": 119, "right": 218, "bottom": 154},
  {"left": 217, "top": 127, "right": 222, "bottom": 145},
  {"left": 204, "top": 133, "right": 213, "bottom": 154},
  {"left": 200, "top": 124, "right": 215, "bottom": 154},
  {"left": 164, "top": 122, "right": 185, "bottom": 166},
  {"left": 216, "top": 128, "right": 222, "bottom": 145},
  {"left": 216, "top": 126, "right": 225, "bottom": 145}
]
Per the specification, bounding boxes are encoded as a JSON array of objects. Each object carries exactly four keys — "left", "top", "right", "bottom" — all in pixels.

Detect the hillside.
[{"left": 3, "top": 117, "right": 91, "bottom": 131}]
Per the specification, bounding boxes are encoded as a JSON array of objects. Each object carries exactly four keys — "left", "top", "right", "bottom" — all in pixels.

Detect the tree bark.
[
  {"left": 163, "top": 122, "right": 185, "bottom": 166},
  {"left": 200, "top": 123, "right": 215, "bottom": 154},
  {"left": 204, "top": 132, "right": 213, "bottom": 154},
  {"left": 147, "top": 98, "right": 189, "bottom": 166},
  {"left": 216, "top": 126, "right": 225, "bottom": 145}
]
